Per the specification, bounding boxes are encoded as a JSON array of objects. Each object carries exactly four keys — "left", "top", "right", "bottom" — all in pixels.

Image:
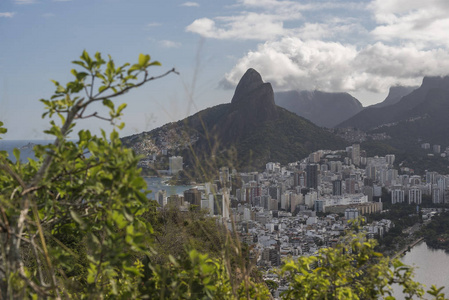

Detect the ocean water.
[{"left": 0, "top": 140, "right": 51, "bottom": 163}]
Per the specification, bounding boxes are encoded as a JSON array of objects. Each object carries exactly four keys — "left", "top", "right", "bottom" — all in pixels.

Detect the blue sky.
[{"left": 1, "top": 0, "right": 449, "bottom": 140}]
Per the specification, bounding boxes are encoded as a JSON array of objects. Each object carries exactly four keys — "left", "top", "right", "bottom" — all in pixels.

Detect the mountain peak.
[
  {"left": 371, "top": 85, "right": 418, "bottom": 108},
  {"left": 228, "top": 68, "right": 277, "bottom": 119},
  {"left": 216, "top": 69, "right": 278, "bottom": 144},
  {"left": 231, "top": 68, "right": 265, "bottom": 104}
]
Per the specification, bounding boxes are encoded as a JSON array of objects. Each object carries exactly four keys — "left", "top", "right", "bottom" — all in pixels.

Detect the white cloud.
[
  {"left": 181, "top": 2, "right": 200, "bottom": 7},
  {"left": 371, "top": 0, "right": 449, "bottom": 47},
  {"left": 238, "top": 0, "right": 366, "bottom": 13},
  {"left": 186, "top": 0, "right": 368, "bottom": 41},
  {"left": 159, "top": 40, "right": 181, "bottom": 48},
  {"left": 0, "top": 12, "right": 15, "bottom": 18},
  {"left": 222, "top": 37, "right": 449, "bottom": 94},
  {"left": 185, "top": 0, "right": 305, "bottom": 40},
  {"left": 186, "top": 14, "right": 287, "bottom": 40},
  {"left": 147, "top": 22, "right": 161, "bottom": 27},
  {"left": 292, "top": 19, "right": 368, "bottom": 42}
]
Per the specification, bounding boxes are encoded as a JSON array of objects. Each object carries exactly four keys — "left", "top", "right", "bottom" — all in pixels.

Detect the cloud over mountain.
[
  {"left": 187, "top": 0, "right": 449, "bottom": 96},
  {"left": 221, "top": 38, "right": 449, "bottom": 93}
]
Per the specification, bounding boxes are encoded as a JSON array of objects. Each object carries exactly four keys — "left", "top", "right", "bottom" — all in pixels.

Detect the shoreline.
[{"left": 391, "top": 237, "right": 424, "bottom": 259}]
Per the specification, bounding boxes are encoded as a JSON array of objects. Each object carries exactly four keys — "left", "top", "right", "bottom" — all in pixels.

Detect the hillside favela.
[{"left": 2, "top": 1, "right": 449, "bottom": 299}]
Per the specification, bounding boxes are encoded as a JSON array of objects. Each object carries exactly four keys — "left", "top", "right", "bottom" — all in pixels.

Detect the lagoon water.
[
  {"left": 144, "top": 176, "right": 193, "bottom": 200},
  {"left": 393, "top": 241, "right": 449, "bottom": 299}
]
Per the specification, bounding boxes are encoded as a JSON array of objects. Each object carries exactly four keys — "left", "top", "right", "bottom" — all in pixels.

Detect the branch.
[
  {"left": 0, "top": 159, "right": 26, "bottom": 189},
  {"left": 18, "top": 266, "right": 52, "bottom": 297},
  {"left": 25, "top": 223, "right": 46, "bottom": 285},
  {"left": 0, "top": 205, "right": 10, "bottom": 233},
  {"left": 77, "top": 111, "right": 112, "bottom": 122},
  {"left": 92, "top": 82, "right": 112, "bottom": 99},
  {"left": 21, "top": 185, "right": 43, "bottom": 197},
  {"left": 89, "top": 71, "right": 95, "bottom": 99},
  {"left": 32, "top": 68, "right": 177, "bottom": 189},
  {"left": 84, "top": 68, "right": 178, "bottom": 105},
  {"left": 30, "top": 103, "right": 80, "bottom": 188}
]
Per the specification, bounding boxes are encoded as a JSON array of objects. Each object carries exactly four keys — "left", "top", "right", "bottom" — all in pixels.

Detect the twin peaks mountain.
[{"left": 122, "top": 68, "right": 345, "bottom": 170}]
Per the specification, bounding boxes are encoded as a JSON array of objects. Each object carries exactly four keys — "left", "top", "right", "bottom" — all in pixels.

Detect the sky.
[{"left": 1, "top": 0, "right": 449, "bottom": 140}]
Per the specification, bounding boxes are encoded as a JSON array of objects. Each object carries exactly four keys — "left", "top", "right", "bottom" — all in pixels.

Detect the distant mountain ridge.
[
  {"left": 337, "top": 76, "right": 449, "bottom": 131},
  {"left": 275, "top": 90, "right": 363, "bottom": 128},
  {"left": 369, "top": 85, "right": 418, "bottom": 109},
  {"left": 122, "top": 69, "right": 346, "bottom": 171}
]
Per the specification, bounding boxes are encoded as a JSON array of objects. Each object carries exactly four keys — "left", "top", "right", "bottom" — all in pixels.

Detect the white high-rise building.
[
  {"left": 156, "top": 190, "right": 167, "bottom": 207},
  {"left": 208, "top": 191, "right": 230, "bottom": 219},
  {"left": 432, "top": 186, "right": 443, "bottom": 204},
  {"left": 391, "top": 187, "right": 405, "bottom": 204},
  {"left": 408, "top": 187, "right": 422, "bottom": 204},
  {"left": 352, "top": 144, "right": 360, "bottom": 166},
  {"left": 385, "top": 154, "right": 395, "bottom": 166}
]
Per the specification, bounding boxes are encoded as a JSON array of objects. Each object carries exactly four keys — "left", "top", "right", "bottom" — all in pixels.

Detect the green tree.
[
  {"left": 0, "top": 51, "right": 177, "bottom": 298},
  {"left": 280, "top": 221, "right": 447, "bottom": 300}
]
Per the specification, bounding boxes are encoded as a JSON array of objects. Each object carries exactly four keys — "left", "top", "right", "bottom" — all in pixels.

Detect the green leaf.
[
  {"left": 102, "top": 99, "right": 114, "bottom": 110},
  {"left": 0, "top": 121, "right": 7, "bottom": 135},
  {"left": 56, "top": 85, "right": 66, "bottom": 93},
  {"left": 138, "top": 53, "right": 150, "bottom": 67},
  {"left": 81, "top": 50, "right": 92, "bottom": 68},
  {"left": 116, "top": 103, "right": 127, "bottom": 115},
  {"left": 123, "top": 207, "right": 134, "bottom": 222},
  {"left": 98, "top": 85, "right": 108, "bottom": 93},
  {"left": 13, "top": 148, "right": 20, "bottom": 162},
  {"left": 94, "top": 52, "right": 102, "bottom": 62},
  {"left": 76, "top": 72, "right": 88, "bottom": 81},
  {"left": 149, "top": 61, "right": 161, "bottom": 66},
  {"left": 70, "top": 210, "right": 86, "bottom": 229},
  {"left": 57, "top": 113, "right": 66, "bottom": 124}
]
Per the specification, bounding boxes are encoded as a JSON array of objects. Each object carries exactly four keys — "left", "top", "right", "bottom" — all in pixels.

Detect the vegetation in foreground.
[
  {"left": 0, "top": 52, "right": 447, "bottom": 299},
  {"left": 420, "top": 211, "right": 449, "bottom": 252}
]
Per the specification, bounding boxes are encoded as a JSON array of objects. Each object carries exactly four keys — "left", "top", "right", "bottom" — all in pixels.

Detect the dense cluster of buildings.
[
  {"left": 151, "top": 143, "right": 449, "bottom": 295},
  {"left": 147, "top": 146, "right": 410, "bottom": 259}
]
